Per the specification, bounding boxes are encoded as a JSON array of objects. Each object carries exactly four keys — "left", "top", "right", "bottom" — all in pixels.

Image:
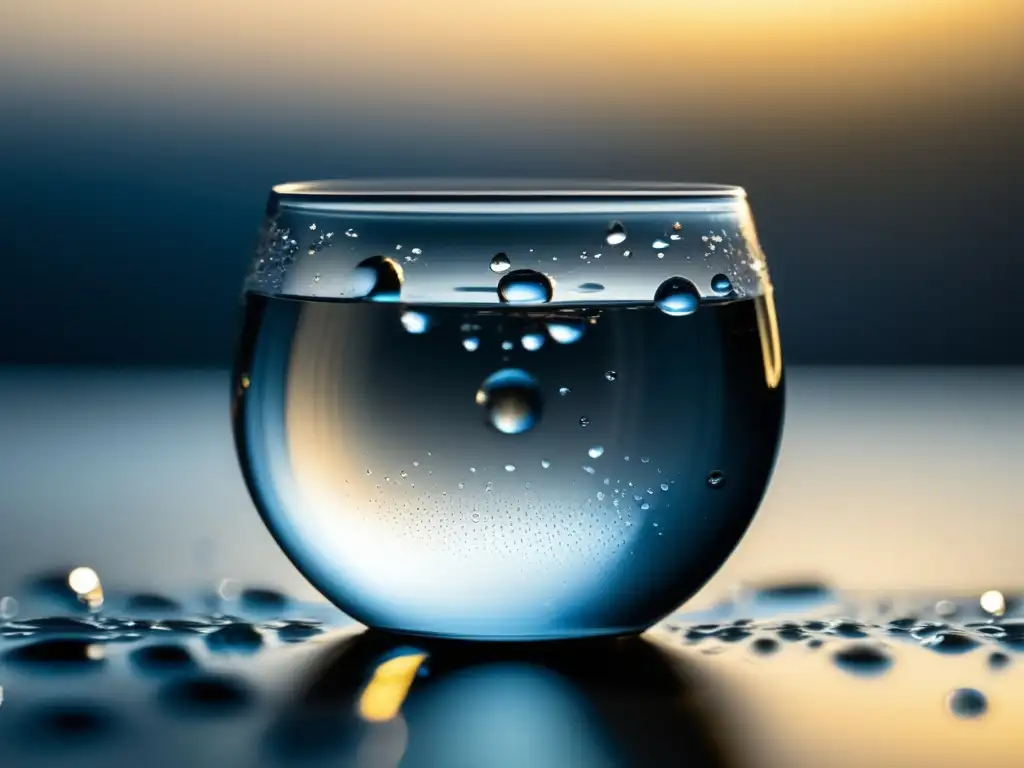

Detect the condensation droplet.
[
  {"left": 579, "top": 417, "right": 590, "bottom": 427},
  {"left": 652, "top": 239, "right": 670, "bottom": 249},
  {"left": 490, "top": 253, "right": 512, "bottom": 273},
  {"left": 588, "top": 446, "right": 604, "bottom": 459},
  {"left": 654, "top": 276, "right": 700, "bottom": 317},
  {"left": 559, "top": 387, "right": 570, "bottom": 396},
  {"left": 498, "top": 270, "right": 553, "bottom": 304},
  {"left": 711, "top": 273, "right": 733, "bottom": 295},
  {"left": 604, "top": 370, "right": 617, "bottom": 381},
  {"left": 707, "top": 470, "right": 726, "bottom": 488},
  {"left": 352, "top": 256, "right": 404, "bottom": 303},
  {"left": 463, "top": 337, "right": 480, "bottom": 352},
  {"left": 541, "top": 459, "right": 551, "bottom": 469},
  {"left": 605, "top": 222, "right": 627, "bottom": 245}
]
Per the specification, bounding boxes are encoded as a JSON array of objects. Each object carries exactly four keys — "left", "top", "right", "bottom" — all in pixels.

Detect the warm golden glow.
[
  {"left": 357, "top": 653, "right": 427, "bottom": 723},
  {"left": 1, "top": 0, "right": 1019, "bottom": 116},
  {"left": 68, "top": 566, "right": 99, "bottom": 594},
  {"left": 980, "top": 590, "right": 1006, "bottom": 616}
]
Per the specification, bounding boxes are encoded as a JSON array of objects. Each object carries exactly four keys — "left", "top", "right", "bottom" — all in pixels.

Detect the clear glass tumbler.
[{"left": 232, "top": 180, "right": 784, "bottom": 640}]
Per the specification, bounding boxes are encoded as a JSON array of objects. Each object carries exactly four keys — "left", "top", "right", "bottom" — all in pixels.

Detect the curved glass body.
[{"left": 233, "top": 180, "right": 784, "bottom": 640}]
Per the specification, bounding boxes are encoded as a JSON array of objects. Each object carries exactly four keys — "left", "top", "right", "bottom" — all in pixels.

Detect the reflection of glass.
[
  {"left": 233, "top": 180, "right": 784, "bottom": 639},
  {"left": 263, "top": 630, "right": 741, "bottom": 767}
]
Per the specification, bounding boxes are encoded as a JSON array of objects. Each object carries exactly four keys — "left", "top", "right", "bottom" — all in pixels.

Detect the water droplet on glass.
[
  {"left": 707, "top": 470, "right": 726, "bottom": 488},
  {"left": 411, "top": 247, "right": 422, "bottom": 255},
  {"left": 498, "top": 270, "right": 553, "bottom": 304},
  {"left": 490, "top": 253, "right": 512, "bottom": 273},
  {"left": 623, "top": 250, "right": 632, "bottom": 258},
  {"left": 669, "top": 233, "right": 681, "bottom": 241},
  {"left": 400, "top": 310, "right": 430, "bottom": 334},
  {"left": 546, "top": 319, "right": 585, "bottom": 344},
  {"left": 312, "top": 273, "right": 321, "bottom": 283},
  {"left": 559, "top": 387, "right": 570, "bottom": 396},
  {"left": 710, "top": 273, "right": 733, "bottom": 295},
  {"left": 656, "top": 252, "right": 665, "bottom": 259},
  {"left": 541, "top": 459, "right": 551, "bottom": 469},
  {"left": 521, "top": 332, "right": 545, "bottom": 351},
  {"left": 604, "top": 370, "right": 617, "bottom": 381},
  {"left": 588, "top": 446, "right": 604, "bottom": 459},
  {"left": 476, "top": 369, "right": 543, "bottom": 435},
  {"left": 578, "top": 282, "right": 604, "bottom": 293},
  {"left": 462, "top": 337, "right": 480, "bottom": 352},
  {"left": 505, "top": 464, "right": 516, "bottom": 473},
  {"left": 660, "top": 483, "right": 669, "bottom": 491},
  {"left": 652, "top": 239, "right": 669, "bottom": 249},
  {"left": 596, "top": 491, "right": 605, "bottom": 501},
  {"left": 501, "top": 340, "right": 514, "bottom": 351},
  {"left": 579, "top": 417, "right": 590, "bottom": 427},
  {"left": 583, "top": 466, "right": 596, "bottom": 475},
  {"left": 654, "top": 277, "right": 700, "bottom": 317},
  {"left": 947, "top": 688, "right": 987, "bottom": 719},
  {"left": 640, "top": 456, "right": 650, "bottom": 464},
  {"left": 352, "top": 256, "right": 404, "bottom": 303},
  {"left": 471, "top": 513, "right": 481, "bottom": 522},
  {"left": 605, "top": 221, "right": 627, "bottom": 245},
  {"left": 309, "top": 223, "right": 317, "bottom": 231}
]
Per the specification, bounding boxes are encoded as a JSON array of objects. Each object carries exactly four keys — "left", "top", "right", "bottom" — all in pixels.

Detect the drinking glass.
[{"left": 232, "top": 180, "right": 784, "bottom": 640}]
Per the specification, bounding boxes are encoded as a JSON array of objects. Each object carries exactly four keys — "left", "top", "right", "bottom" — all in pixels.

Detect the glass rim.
[{"left": 270, "top": 179, "right": 747, "bottom": 215}]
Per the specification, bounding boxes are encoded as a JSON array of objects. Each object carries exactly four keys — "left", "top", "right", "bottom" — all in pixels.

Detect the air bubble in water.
[
  {"left": 654, "top": 277, "right": 700, "bottom": 317},
  {"left": 947, "top": 688, "right": 987, "bottom": 719},
  {"left": 546, "top": 319, "right": 585, "bottom": 344},
  {"left": 605, "top": 222, "right": 627, "bottom": 245},
  {"left": 711, "top": 274, "right": 733, "bottom": 295},
  {"left": 400, "top": 311, "right": 430, "bottom": 334},
  {"left": 707, "top": 470, "right": 725, "bottom": 488},
  {"left": 352, "top": 256, "right": 404, "bottom": 303},
  {"left": 588, "top": 446, "right": 604, "bottom": 459},
  {"left": 498, "top": 269, "right": 553, "bottom": 304},
  {"left": 521, "top": 333, "right": 545, "bottom": 351},
  {"left": 462, "top": 337, "right": 480, "bottom": 352},
  {"left": 490, "top": 253, "right": 512, "bottom": 273},
  {"left": 476, "top": 369, "right": 543, "bottom": 435},
  {"left": 605, "top": 370, "right": 617, "bottom": 381}
]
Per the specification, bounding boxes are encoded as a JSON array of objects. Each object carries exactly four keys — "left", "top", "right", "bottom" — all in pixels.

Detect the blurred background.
[{"left": 0, "top": 0, "right": 1022, "bottom": 603}]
